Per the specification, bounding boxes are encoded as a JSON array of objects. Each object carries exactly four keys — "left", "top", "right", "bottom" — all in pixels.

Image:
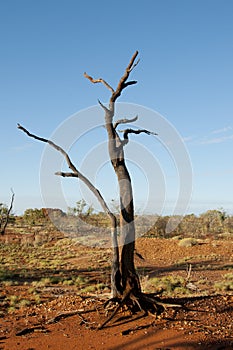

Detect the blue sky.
[{"left": 1, "top": 0, "right": 233, "bottom": 215}]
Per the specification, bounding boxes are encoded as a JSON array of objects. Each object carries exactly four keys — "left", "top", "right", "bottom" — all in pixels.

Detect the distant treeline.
[
  {"left": 144, "top": 209, "right": 233, "bottom": 238},
  {"left": 13, "top": 207, "right": 233, "bottom": 239}
]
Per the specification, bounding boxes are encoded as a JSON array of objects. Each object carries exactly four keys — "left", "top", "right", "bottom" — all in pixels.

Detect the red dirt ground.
[{"left": 1, "top": 237, "right": 233, "bottom": 350}]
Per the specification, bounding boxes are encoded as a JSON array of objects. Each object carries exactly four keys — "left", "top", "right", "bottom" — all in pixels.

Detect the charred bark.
[{"left": 85, "top": 51, "right": 143, "bottom": 295}]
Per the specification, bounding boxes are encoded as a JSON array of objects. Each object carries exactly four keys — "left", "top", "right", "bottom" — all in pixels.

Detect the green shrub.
[
  {"left": 143, "top": 275, "right": 188, "bottom": 295},
  {"left": 23, "top": 208, "right": 46, "bottom": 225},
  {"left": 215, "top": 273, "right": 233, "bottom": 291}
]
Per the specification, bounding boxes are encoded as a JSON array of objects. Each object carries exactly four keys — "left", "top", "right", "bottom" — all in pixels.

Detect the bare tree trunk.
[
  {"left": 105, "top": 109, "right": 141, "bottom": 294},
  {"left": 102, "top": 108, "right": 139, "bottom": 293},
  {"left": 84, "top": 51, "right": 156, "bottom": 296},
  {"left": 0, "top": 190, "right": 15, "bottom": 235},
  {"left": 117, "top": 162, "right": 141, "bottom": 292},
  {"left": 96, "top": 52, "right": 142, "bottom": 294}
]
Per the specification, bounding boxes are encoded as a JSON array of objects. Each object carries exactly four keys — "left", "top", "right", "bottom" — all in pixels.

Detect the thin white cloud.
[
  {"left": 200, "top": 134, "right": 233, "bottom": 145},
  {"left": 211, "top": 126, "right": 232, "bottom": 134},
  {"left": 11, "top": 143, "right": 33, "bottom": 152},
  {"left": 182, "top": 135, "right": 195, "bottom": 143}
]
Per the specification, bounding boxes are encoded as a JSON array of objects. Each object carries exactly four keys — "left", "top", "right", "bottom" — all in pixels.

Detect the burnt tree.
[
  {"left": 18, "top": 52, "right": 179, "bottom": 326},
  {"left": 84, "top": 51, "right": 158, "bottom": 297}
]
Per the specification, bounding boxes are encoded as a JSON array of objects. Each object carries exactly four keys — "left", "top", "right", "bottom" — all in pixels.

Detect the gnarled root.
[{"left": 98, "top": 289, "right": 181, "bottom": 329}]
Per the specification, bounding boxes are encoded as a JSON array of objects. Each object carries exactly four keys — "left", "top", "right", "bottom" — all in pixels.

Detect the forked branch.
[
  {"left": 83, "top": 73, "right": 114, "bottom": 93},
  {"left": 84, "top": 51, "right": 139, "bottom": 105},
  {"left": 111, "top": 51, "right": 139, "bottom": 102},
  {"left": 120, "top": 128, "right": 158, "bottom": 146}
]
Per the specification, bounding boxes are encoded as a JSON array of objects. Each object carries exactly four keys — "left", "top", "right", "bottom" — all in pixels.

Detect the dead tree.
[
  {"left": 0, "top": 189, "right": 15, "bottom": 235},
  {"left": 84, "top": 51, "right": 158, "bottom": 296},
  {"left": 18, "top": 52, "right": 179, "bottom": 325}
]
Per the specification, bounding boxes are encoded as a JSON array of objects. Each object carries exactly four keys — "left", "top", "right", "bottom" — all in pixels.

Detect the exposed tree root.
[
  {"left": 99, "top": 290, "right": 132, "bottom": 329},
  {"left": 46, "top": 307, "right": 99, "bottom": 329},
  {"left": 16, "top": 325, "right": 48, "bottom": 336},
  {"left": 98, "top": 289, "right": 181, "bottom": 330}
]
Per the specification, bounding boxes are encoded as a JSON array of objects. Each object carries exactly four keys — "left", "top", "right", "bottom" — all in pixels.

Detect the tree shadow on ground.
[
  {"left": 137, "top": 260, "right": 233, "bottom": 279},
  {"left": 99, "top": 293, "right": 233, "bottom": 349},
  {"left": 110, "top": 333, "right": 233, "bottom": 350}
]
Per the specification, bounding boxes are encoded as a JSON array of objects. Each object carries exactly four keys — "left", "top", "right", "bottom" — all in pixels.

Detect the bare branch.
[
  {"left": 114, "top": 116, "right": 138, "bottom": 129},
  {"left": 84, "top": 51, "right": 140, "bottom": 119},
  {"left": 0, "top": 189, "right": 15, "bottom": 235},
  {"left": 119, "top": 128, "right": 158, "bottom": 147},
  {"left": 186, "top": 263, "right": 192, "bottom": 281},
  {"left": 84, "top": 72, "right": 114, "bottom": 93},
  {"left": 8, "top": 188, "right": 14, "bottom": 213},
  {"left": 17, "top": 124, "right": 114, "bottom": 220},
  {"left": 111, "top": 51, "right": 139, "bottom": 102},
  {"left": 123, "top": 80, "right": 137, "bottom": 88},
  {"left": 98, "top": 99, "right": 109, "bottom": 112},
  {"left": 126, "top": 51, "right": 140, "bottom": 71},
  {"left": 17, "top": 123, "right": 78, "bottom": 174},
  {"left": 18, "top": 123, "right": 121, "bottom": 295},
  {"left": 55, "top": 171, "right": 76, "bottom": 177},
  {"left": 129, "top": 58, "right": 140, "bottom": 72},
  {"left": 122, "top": 128, "right": 157, "bottom": 138}
]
